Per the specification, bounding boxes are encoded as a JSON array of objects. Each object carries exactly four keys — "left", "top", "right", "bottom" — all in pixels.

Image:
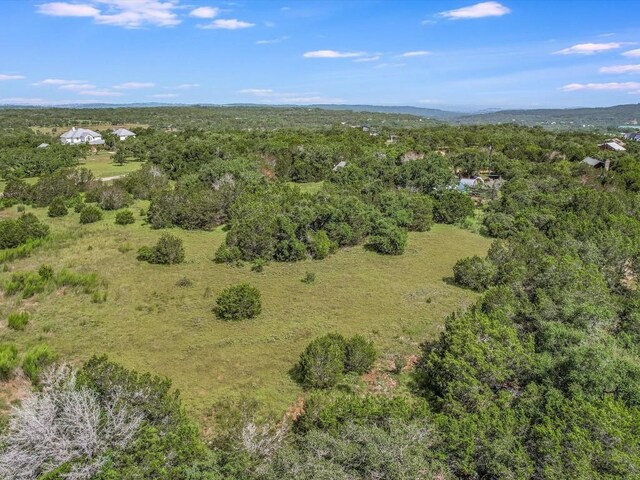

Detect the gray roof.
[
  {"left": 582, "top": 156, "right": 603, "bottom": 167},
  {"left": 332, "top": 161, "right": 347, "bottom": 171},
  {"left": 599, "top": 142, "right": 626, "bottom": 151},
  {"left": 37, "top": 143, "right": 49, "bottom": 148},
  {"left": 112, "top": 128, "right": 136, "bottom": 137},
  {"left": 60, "top": 127, "right": 101, "bottom": 140},
  {"left": 88, "top": 138, "right": 105, "bottom": 145}
]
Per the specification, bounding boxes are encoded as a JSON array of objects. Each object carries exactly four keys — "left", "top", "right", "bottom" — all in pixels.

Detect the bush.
[
  {"left": 214, "top": 283, "right": 262, "bottom": 320},
  {"left": 301, "top": 272, "right": 316, "bottom": 284},
  {"left": 175, "top": 276, "right": 192, "bottom": 287},
  {"left": 433, "top": 190, "right": 475, "bottom": 224},
  {"left": 0, "top": 344, "right": 18, "bottom": 380},
  {"left": 47, "top": 196, "right": 68, "bottom": 217},
  {"left": 309, "top": 230, "right": 335, "bottom": 260},
  {"left": 213, "top": 243, "right": 243, "bottom": 264},
  {"left": 79, "top": 205, "right": 103, "bottom": 224},
  {"left": 99, "top": 184, "right": 133, "bottom": 211},
  {"left": 251, "top": 259, "right": 267, "bottom": 273},
  {"left": 22, "top": 344, "right": 56, "bottom": 384},
  {"left": 453, "top": 255, "right": 496, "bottom": 291},
  {"left": 136, "top": 245, "right": 153, "bottom": 262},
  {"left": 7, "top": 311, "right": 29, "bottom": 331},
  {"left": 408, "top": 194, "right": 434, "bottom": 232},
  {"left": 344, "top": 335, "right": 377, "bottom": 374},
  {"left": 38, "top": 264, "right": 54, "bottom": 280},
  {"left": 0, "top": 213, "right": 49, "bottom": 250},
  {"left": 145, "top": 233, "right": 185, "bottom": 265},
  {"left": 366, "top": 219, "right": 407, "bottom": 255},
  {"left": 115, "top": 210, "right": 135, "bottom": 225},
  {"left": 295, "top": 334, "right": 347, "bottom": 389}
]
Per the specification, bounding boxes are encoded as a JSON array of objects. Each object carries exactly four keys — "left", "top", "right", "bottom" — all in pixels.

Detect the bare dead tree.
[{"left": 0, "top": 364, "right": 144, "bottom": 480}]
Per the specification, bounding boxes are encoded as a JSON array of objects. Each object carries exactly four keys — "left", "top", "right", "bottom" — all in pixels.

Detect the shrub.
[
  {"left": 251, "top": 259, "right": 267, "bottom": 273},
  {"left": 0, "top": 344, "right": 18, "bottom": 380},
  {"left": 115, "top": 210, "right": 135, "bottom": 225},
  {"left": 79, "top": 205, "right": 103, "bottom": 224},
  {"left": 214, "top": 283, "right": 261, "bottom": 320},
  {"left": 22, "top": 344, "right": 56, "bottom": 384},
  {"left": 433, "top": 190, "right": 475, "bottom": 224},
  {"left": 0, "top": 213, "right": 49, "bottom": 250},
  {"left": 7, "top": 311, "right": 29, "bottom": 331},
  {"left": 38, "top": 264, "right": 54, "bottom": 280},
  {"left": 453, "top": 255, "right": 496, "bottom": 291},
  {"left": 47, "top": 196, "right": 68, "bottom": 217},
  {"left": 136, "top": 245, "right": 153, "bottom": 262},
  {"left": 366, "top": 219, "right": 407, "bottom": 255},
  {"left": 213, "top": 243, "right": 243, "bottom": 264},
  {"left": 408, "top": 194, "right": 434, "bottom": 232},
  {"left": 301, "top": 272, "right": 316, "bottom": 284},
  {"left": 99, "top": 184, "right": 133, "bottom": 211},
  {"left": 309, "top": 230, "right": 335, "bottom": 260},
  {"left": 344, "top": 335, "right": 377, "bottom": 374},
  {"left": 149, "top": 233, "right": 185, "bottom": 265},
  {"left": 295, "top": 334, "right": 347, "bottom": 389},
  {"left": 176, "top": 276, "right": 192, "bottom": 287}
]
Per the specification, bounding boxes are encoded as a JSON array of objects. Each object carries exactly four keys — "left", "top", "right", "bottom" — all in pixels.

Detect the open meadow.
[{"left": 0, "top": 201, "right": 490, "bottom": 417}]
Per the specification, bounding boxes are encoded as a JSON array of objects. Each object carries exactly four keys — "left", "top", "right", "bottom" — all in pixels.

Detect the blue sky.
[{"left": 0, "top": 0, "right": 639, "bottom": 110}]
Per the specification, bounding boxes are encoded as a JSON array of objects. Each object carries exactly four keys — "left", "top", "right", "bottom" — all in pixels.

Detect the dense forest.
[{"left": 0, "top": 110, "right": 639, "bottom": 479}]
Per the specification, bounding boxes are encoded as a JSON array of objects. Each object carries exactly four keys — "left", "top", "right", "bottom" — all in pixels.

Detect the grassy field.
[
  {"left": 0, "top": 203, "right": 490, "bottom": 419},
  {"left": 79, "top": 151, "right": 144, "bottom": 178}
]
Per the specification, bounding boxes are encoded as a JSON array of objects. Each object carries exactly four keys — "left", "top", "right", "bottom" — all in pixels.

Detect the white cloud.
[
  {"left": 37, "top": 0, "right": 181, "bottom": 28},
  {"left": 554, "top": 42, "right": 624, "bottom": 55},
  {"left": 33, "top": 78, "right": 86, "bottom": 87},
  {"left": 256, "top": 36, "right": 288, "bottom": 45},
  {"left": 400, "top": 51, "right": 430, "bottom": 57},
  {"left": 622, "top": 49, "right": 640, "bottom": 58},
  {"left": 170, "top": 83, "right": 200, "bottom": 89},
  {"left": 439, "top": 1, "right": 510, "bottom": 20},
  {"left": 303, "top": 50, "right": 365, "bottom": 58},
  {"left": 37, "top": 2, "right": 100, "bottom": 17},
  {"left": 113, "top": 82, "right": 155, "bottom": 89},
  {"left": 189, "top": 6, "right": 218, "bottom": 18},
  {"left": 0, "top": 74, "right": 25, "bottom": 81},
  {"left": 59, "top": 83, "right": 96, "bottom": 90},
  {"left": 354, "top": 55, "right": 380, "bottom": 62},
  {"left": 199, "top": 18, "right": 255, "bottom": 29},
  {"left": 560, "top": 81, "right": 640, "bottom": 92},
  {"left": 151, "top": 93, "right": 178, "bottom": 98},
  {"left": 599, "top": 64, "right": 640, "bottom": 74},
  {"left": 237, "top": 88, "right": 342, "bottom": 104},
  {"left": 78, "top": 89, "right": 124, "bottom": 96},
  {"left": 374, "top": 63, "right": 406, "bottom": 69}
]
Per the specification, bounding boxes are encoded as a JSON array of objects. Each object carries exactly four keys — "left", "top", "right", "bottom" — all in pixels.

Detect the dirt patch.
[{"left": 0, "top": 371, "right": 31, "bottom": 412}]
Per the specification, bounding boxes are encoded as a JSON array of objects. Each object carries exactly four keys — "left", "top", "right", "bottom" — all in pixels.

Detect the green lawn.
[
  {"left": 0, "top": 203, "right": 490, "bottom": 419},
  {"left": 79, "top": 151, "right": 144, "bottom": 179}
]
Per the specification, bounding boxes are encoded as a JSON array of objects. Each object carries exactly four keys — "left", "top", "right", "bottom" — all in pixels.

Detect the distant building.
[
  {"left": 623, "top": 132, "right": 640, "bottom": 142},
  {"left": 60, "top": 127, "right": 104, "bottom": 145},
  {"left": 112, "top": 128, "right": 136, "bottom": 141},
  {"left": 458, "top": 177, "right": 484, "bottom": 191},
  {"left": 332, "top": 161, "right": 347, "bottom": 171},
  {"left": 582, "top": 157, "right": 611, "bottom": 171},
  {"left": 598, "top": 141, "right": 626, "bottom": 152},
  {"left": 37, "top": 143, "right": 49, "bottom": 149}
]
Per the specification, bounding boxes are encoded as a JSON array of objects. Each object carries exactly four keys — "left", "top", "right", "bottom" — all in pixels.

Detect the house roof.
[
  {"left": 112, "top": 128, "right": 136, "bottom": 137},
  {"left": 60, "top": 127, "right": 101, "bottom": 140},
  {"left": 599, "top": 141, "right": 626, "bottom": 151},
  {"left": 37, "top": 143, "right": 49, "bottom": 148},
  {"left": 88, "top": 138, "right": 105, "bottom": 145},
  {"left": 582, "top": 156, "right": 603, "bottom": 167},
  {"left": 332, "top": 161, "right": 347, "bottom": 171}
]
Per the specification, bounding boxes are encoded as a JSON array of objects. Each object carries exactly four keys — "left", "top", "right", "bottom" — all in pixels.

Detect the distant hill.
[{"left": 306, "top": 104, "right": 462, "bottom": 120}]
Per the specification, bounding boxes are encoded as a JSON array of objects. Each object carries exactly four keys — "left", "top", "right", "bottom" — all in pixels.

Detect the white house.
[
  {"left": 59, "top": 127, "right": 105, "bottom": 145},
  {"left": 112, "top": 128, "right": 136, "bottom": 141}
]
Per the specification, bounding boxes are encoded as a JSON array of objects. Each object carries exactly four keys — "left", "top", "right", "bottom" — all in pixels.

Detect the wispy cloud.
[
  {"left": 554, "top": 42, "right": 626, "bottom": 55},
  {"left": 199, "top": 19, "right": 255, "bottom": 29},
  {"left": 167, "top": 83, "right": 200, "bottom": 89},
  {"left": 237, "top": 88, "right": 342, "bottom": 104},
  {"left": 374, "top": 63, "right": 406, "bottom": 69},
  {"left": 0, "top": 97, "right": 49, "bottom": 105},
  {"left": 189, "top": 6, "right": 219, "bottom": 19},
  {"left": 151, "top": 93, "right": 179, "bottom": 98},
  {"left": 113, "top": 82, "right": 155, "bottom": 89},
  {"left": 78, "top": 89, "right": 124, "bottom": 96},
  {"left": 59, "top": 83, "right": 96, "bottom": 90},
  {"left": 560, "top": 81, "right": 640, "bottom": 92},
  {"left": 354, "top": 55, "right": 380, "bottom": 62},
  {"left": 256, "top": 36, "right": 288, "bottom": 45},
  {"left": 37, "top": 0, "right": 181, "bottom": 28},
  {"left": 622, "top": 49, "right": 640, "bottom": 58},
  {"left": 303, "top": 50, "right": 365, "bottom": 59},
  {"left": 400, "top": 51, "right": 430, "bottom": 57},
  {"left": 0, "top": 74, "right": 25, "bottom": 81},
  {"left": 439, "top": 2, "right": 511, "bottom": 20},
  {"left": 33, "top": 78, "right": 86, "bottom": 87},
  {"left": 599, "top": 64, "right": 640, "bottom": 74}
]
